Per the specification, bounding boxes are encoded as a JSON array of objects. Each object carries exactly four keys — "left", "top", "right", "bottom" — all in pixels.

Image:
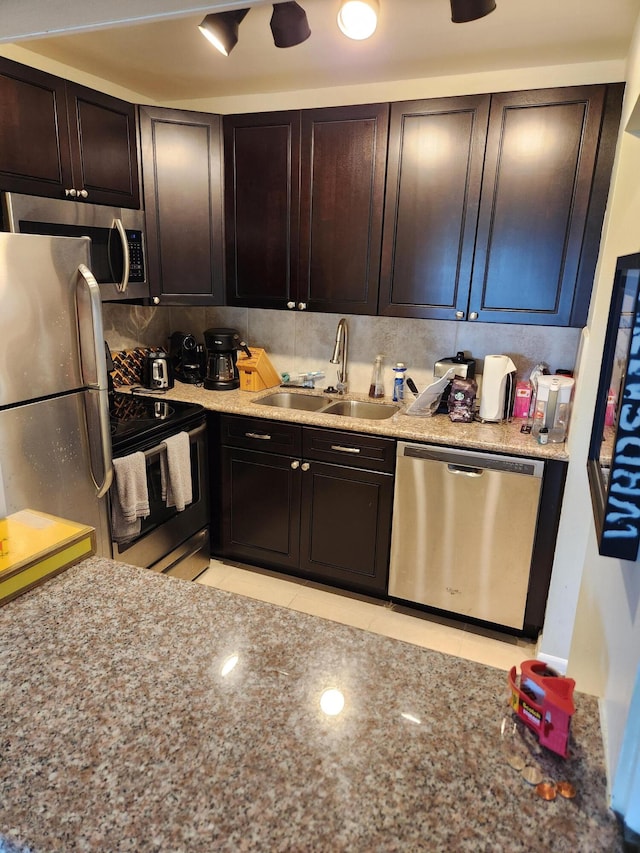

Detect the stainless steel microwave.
[{"left": 1, "top": 192, "right": 148, "bottom": 302}]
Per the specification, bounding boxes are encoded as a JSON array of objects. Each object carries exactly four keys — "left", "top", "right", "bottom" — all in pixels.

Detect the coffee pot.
[
  {"left": 169, "top": 331, "right": 203, "bottom": 384},
  {"left": 203, "top": 328, "right": 252, "bottom": 391}
]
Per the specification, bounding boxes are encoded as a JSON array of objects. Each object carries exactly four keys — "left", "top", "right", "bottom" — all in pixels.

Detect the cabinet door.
[
  {"left": 299, "top": 460, "right": 393, "bottom": 595},
  {"left": 224, "top": 111, "right": 300, "bottom": 309},
  {"left": 66, "top": 82, "right": 139, "bottom": 208},
  {"left": 379, "top": 96, "right": 490, "bottom": 319},
  {"left": 0, "top": 57, "right": 73, "bottom": 199},
  {"left": 299, "top": 104, "right": 389, "bottom": 315},
  {"left": 220, "top": 446, "right": 301, "bottom": 570},
  {"left": 140, "top": 106, "right": 224, "bottom": 305},
  {"left": 468, "top": 85, "right": 607, "bottom": 326}
]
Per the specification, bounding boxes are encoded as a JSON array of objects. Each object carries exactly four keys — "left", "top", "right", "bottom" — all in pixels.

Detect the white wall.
[{"left": 556, "top": 11, "right": 640, "bottom": 785}]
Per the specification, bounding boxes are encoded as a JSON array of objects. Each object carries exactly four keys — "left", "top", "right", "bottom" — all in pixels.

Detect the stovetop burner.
[{"left": 109, "top": 392, "right": 205, "bottom": 455}]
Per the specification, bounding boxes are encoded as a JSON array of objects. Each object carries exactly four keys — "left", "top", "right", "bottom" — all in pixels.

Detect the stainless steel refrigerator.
[{"left": 0, "top": 232, "right": 113, "bottom": 556}]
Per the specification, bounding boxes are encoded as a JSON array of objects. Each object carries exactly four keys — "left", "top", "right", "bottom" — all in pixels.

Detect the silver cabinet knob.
[
  {"left": 152, "top": 296, "right": 160, "bottom": 305},
  {"left": 469, "top": 311, "right": 478, "bottom": 320},
  {"left": 455, "top": 310, "right": 465, "bottom": 320},
  {"left": 287, "top": 301, "right": 296, "bottom": 309},
  {"left": 298, "top": 302, "right": 307, "bottom": 311},
  {"left": 291, "top": 460, "right": 300, "bottom": 470},
  {"left": 65, "top": 188, "right": 78, "bottom": 198},
  {"left": 79, "top": 189, "right": 89, "bottom": 199},
  {"left": 301, "top": 462, "right": 310, "bottom": 472}
]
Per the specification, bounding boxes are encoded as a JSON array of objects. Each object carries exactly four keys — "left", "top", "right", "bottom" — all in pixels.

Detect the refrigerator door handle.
[
  {"left": 77, "top": 264, "right": 113, "bottom": 498},
  {"left": 112, "top": 218, "right": 130, "bottom": 293}
]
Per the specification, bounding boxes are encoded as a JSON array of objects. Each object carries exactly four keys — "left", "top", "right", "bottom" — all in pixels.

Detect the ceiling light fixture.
[
  {"left": 450, "top": 0, "right": 497, "bottom": 24},
  {"left": 337, "top": 0, "right": 379, "bottom": 41},
  {"left": 198, "top": 9, "right": 249, "bottom": 56},
  {"left": 270, "top": 2, "right": 311, "bottom": 48}
]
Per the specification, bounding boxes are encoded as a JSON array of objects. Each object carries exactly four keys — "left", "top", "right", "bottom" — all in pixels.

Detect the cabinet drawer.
[
  {"left": 303, "top": 427, "right": 395, "bottom": 473},
  {"left": 220, "top": 414, "right": 302, "bottom": 455}
]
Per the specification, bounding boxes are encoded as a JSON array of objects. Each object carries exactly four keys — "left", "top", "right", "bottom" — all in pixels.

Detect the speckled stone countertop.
[
  {"left": 124, "top": 382, "right": 569, "bottom": 461},
  {"left": 0, "top": 558, "right": 621, "bottom": 852}
]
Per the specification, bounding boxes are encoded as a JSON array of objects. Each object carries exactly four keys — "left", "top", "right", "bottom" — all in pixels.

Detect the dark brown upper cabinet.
[
  {"left": 139, "top": 105, "right": 224, "bottom": 306},
  {"left": 0, "top": 56, "right": 139, "bottom": 208},
  {"left": 379, "top": 95, "right": 490, "bottom": 320},
  {"left": 468, "top": 85, "right": 621, "bottom": 326},
  {"left": 224, "top": 103, "right": 389, "bottom": 314},
  {"left": 380, "top": 84, "right": 623, "bottom": 326},
  {"left": 224, "top": 110, "right": 300, "bottom": 310}
]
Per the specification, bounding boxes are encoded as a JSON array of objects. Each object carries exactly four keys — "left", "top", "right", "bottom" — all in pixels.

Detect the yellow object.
[
  {"left": 0, "top": 509, "right": 95, "bottom": 606},
  {"left": 237, "top": 347, "right": 281, "bottom": 392}
]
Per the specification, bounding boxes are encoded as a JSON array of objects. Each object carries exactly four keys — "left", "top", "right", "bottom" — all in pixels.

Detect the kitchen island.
[{"left": 0, "top": 558, "right": 623, "bottom": 852}]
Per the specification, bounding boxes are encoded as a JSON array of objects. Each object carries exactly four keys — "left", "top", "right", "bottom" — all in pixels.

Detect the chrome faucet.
[{"left": 330, "top": 318, "right": 348, "bottom": 394}]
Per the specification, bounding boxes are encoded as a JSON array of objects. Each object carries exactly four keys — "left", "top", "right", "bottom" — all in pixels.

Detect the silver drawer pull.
[
  {"left": 331, "top": 444, "right": 361, "bottom": 454},
  {"left": 245, "top": 432, "right": 272, "bottom": 440}
]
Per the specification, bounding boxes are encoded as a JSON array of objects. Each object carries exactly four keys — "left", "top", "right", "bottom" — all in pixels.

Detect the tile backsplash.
[{"left": 102, "top": 304, "right": 581, "bottom": 395}]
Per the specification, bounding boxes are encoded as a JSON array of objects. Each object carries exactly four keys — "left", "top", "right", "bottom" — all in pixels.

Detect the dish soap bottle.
[
  {"left": 369, "top": 354, "right": 385, "bottom": 399},
  {"left": 392, "top": 362, "right": 407, "bottom": 402}
]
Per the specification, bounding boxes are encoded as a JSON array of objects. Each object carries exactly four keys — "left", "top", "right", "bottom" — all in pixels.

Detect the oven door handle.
[{"left": 142, "top": 422, "right": 206, "bottom": 462}]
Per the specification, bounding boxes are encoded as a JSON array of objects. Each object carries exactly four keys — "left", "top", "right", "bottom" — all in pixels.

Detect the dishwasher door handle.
[{"left": 447, "top": 463, "right": 484, "bottom": 477}]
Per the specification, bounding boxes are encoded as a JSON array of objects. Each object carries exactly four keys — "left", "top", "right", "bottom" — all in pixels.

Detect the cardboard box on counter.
[{"left": 0, "top": 509, "right": 95, "bottom": 605}]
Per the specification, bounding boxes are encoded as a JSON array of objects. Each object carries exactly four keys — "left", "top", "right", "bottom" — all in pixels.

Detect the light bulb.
[{"left": 337, "top": 1, "right": 378, "bottom": 41}]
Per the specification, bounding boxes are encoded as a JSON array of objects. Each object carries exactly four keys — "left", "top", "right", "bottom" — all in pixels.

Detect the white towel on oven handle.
[
  {"left": 111, "top": 452, "right": 149, "bottom": 542},
  {"left": 160, "top": 431, "right": 193, "bottom": 511}
]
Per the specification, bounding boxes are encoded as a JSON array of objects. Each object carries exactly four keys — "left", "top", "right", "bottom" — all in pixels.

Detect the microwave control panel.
[{"left": 126, "top": 230, "right": 145, "bottom": 283}]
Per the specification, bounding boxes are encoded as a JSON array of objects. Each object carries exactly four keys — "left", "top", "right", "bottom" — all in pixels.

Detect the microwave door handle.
[
  {"left": 112, "top": 218, "right": 130, "bottom": 293},
  {"left": 77, "top": 263, "right": 113, "bottom": 498}
]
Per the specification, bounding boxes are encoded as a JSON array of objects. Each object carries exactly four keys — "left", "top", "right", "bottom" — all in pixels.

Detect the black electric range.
[{"left": 109, "top": 392, "right": 206, "bottom": 456}]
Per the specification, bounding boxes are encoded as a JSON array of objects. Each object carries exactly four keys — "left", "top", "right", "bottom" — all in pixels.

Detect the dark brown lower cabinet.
[{"left": 214, "top": 415, "right": 395, "bottom": 596}]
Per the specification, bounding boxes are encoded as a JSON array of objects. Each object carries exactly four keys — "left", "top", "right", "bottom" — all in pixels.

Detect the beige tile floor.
[{"left": 197, "top": 559, "right": 537, "bottom": 671}]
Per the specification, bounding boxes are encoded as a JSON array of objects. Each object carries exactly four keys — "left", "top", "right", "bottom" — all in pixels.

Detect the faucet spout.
[{"left": 329, "top": 318, "right": 348, "bottom": 394}]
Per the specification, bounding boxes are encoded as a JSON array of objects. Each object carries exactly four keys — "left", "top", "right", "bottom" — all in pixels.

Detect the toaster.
[{"left": 142, "top": 352, "right": 174, "bottom": 390}]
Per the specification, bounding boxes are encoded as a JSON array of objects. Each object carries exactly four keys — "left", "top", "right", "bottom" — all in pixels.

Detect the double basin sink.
[{"left": 256, "top": 391, "right": 400, "bottom": 421}]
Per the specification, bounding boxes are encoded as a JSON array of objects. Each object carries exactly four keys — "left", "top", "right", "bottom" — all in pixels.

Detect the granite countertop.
[
  {"left": 122, "top": 382, "right": 569, "bottom": 461},
  {"left": 0, "top": 558, "right": 622, "bottom": 852}
]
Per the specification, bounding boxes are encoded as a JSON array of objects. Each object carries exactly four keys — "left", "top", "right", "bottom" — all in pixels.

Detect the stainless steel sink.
[
  {"left": 322, "top": 400, "right": 400, "bottom": 420},
  {"left": 257, "top": 392, "right": 332, "bottom": 412}
]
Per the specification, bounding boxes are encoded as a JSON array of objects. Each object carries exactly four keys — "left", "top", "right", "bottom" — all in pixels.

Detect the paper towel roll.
[{"left": 479, "top": 355, "right": 516, "bottom": 422}]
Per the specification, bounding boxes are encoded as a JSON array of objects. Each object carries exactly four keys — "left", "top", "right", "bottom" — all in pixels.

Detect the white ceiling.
[{"left": 12, "top": 0, "right": 640, "bottom": 103}]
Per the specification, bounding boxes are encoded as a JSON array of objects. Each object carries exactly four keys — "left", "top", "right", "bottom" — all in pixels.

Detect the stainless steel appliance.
[
  {"left": 204, "top": 328, "right": 251, "bottom": 391},
  {"left": 388, "top": 442, "right": 544, "bottom": 631},
  {"left": 1, "top": 192, "right": 147, "bottom": 302},
  {"left": 109, "top": 393, "right": 210, "bottom": 580},
  {"left": 142, "top": 352, "right": 174, "bottom": 390},
  {"left": 0, "top": 232, "right": 112, "bottom": 555}
]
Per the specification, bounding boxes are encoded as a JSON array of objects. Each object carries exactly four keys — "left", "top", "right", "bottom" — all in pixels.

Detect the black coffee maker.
[
  {"left": 203, "top": 328, "right": 251, "bottom": 391},
  {"left": 169, "top": 331, "right": 203, "bottom": 384}
]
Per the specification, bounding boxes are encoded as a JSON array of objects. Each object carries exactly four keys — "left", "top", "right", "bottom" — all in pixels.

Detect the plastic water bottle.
[{"left": 392, "top": 363, "right": 407, "bottom": 402}]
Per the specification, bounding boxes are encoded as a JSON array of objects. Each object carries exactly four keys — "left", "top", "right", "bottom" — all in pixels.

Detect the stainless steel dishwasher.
[{"left": 388, "top": 442, "right": 545, "bottom": 630}]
